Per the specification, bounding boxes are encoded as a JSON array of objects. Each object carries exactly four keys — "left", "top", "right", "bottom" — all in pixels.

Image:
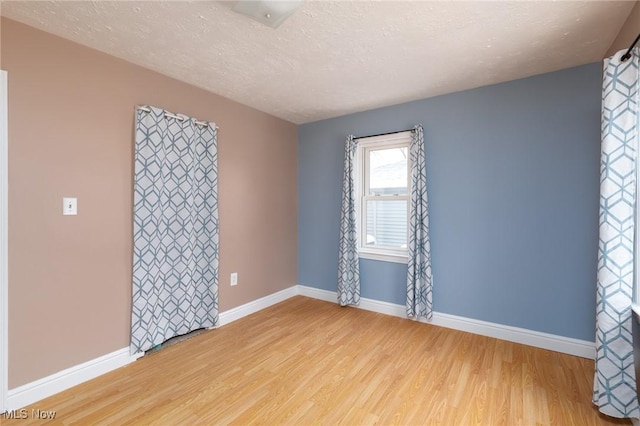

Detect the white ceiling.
[{"left": 1, "top": 1, "right": 635, "bottom": 124}]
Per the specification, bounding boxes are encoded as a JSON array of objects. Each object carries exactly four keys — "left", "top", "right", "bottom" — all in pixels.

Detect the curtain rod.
[
  {"left": 621, "top": 33, "right": 640, "bottom": 62},
  {"left": 354, "top": 128, "right": 413, "bottom": 140},
  {"left": 136, "top": 106, "right": 214, "bottom": 128}
]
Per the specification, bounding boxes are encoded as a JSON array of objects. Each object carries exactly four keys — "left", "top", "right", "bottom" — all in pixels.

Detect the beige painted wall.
[
  {"left": 606, "top": 1, "right": 640, "bottom": 57},
  {"left": 2, "top": 18, "right": 298, "bottom": 388}
]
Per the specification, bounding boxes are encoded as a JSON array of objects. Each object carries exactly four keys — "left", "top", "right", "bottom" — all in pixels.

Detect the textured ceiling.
[{"left": 0, "top": 1, "right": 635, "bottom": 124}]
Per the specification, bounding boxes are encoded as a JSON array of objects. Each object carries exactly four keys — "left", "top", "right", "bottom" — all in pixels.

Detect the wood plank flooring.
[{"left": 1, "top": 296, "right": 629, "bottom": 425}]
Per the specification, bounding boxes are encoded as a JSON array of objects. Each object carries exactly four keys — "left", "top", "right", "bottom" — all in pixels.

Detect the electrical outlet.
[{"left": 230, "top": 272, "right": 238, "bottom": 286}]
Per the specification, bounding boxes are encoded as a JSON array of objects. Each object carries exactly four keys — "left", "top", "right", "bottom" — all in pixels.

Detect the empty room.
[{"left": 1, "top": 1, "right": 640, "bottom": 424}]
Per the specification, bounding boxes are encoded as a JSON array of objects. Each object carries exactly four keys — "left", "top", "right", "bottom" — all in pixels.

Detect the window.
[{"left": 356, "top": 131, "right": 411, "bottom": 263}]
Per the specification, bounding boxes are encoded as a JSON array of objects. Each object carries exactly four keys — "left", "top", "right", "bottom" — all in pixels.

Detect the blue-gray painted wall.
[{"left": 297, "top": 63, "right": 602, "bottom": 342}]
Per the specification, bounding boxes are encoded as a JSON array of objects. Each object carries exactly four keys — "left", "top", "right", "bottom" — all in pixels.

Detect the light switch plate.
[{"left": 63, "top": 197, "right": 77, "bottom": 215}]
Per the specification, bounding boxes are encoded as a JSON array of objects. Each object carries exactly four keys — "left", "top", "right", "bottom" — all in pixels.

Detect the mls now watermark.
[{"left": 3, "top": 408, "right": 57, "bottom": 420}]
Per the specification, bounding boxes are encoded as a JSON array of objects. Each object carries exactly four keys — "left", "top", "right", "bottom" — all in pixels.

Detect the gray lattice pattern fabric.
[
  {"left": 406, "top": 125, "right": 433, "bottom": 319},
  {"left": 131, "top": 106, "right": 219, "bottom": 354},
  {"left": 594, "top": 48, "right": 640, "bottom": 419},
  {"left": 337, "top": 135, "right": 360, "bottom": 306}
]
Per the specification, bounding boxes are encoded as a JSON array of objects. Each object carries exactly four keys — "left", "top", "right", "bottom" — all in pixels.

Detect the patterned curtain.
[
  {"left": 337, "top": 135, "right": 360, "bottom": 306},
  {"left": 131, "top": 106, "right": 219, "bottom": 354},
  {"left": 594, "top": 48, "right": 640, "bottom": 419},
  {"left": 406, "top": 125, "right": 433, "bottom": 319}
]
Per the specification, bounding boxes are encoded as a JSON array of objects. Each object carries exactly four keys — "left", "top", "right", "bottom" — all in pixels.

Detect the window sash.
[
  {"left": 365, "top": 148, "right": 409, "bottom": 196},
  {"left": 356, "top": 135, "right": 411, "bottom": 261},
  {"left": 361, "top": 196, "right": 409, "bottom": 252}
]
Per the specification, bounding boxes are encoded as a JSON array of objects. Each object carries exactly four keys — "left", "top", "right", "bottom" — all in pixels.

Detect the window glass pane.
[
  {"left": 369, "top": 147, "right": 408, "bottom": 195},
  {"left": 365, "top": 199, "right": 407, "bottom": 249}
]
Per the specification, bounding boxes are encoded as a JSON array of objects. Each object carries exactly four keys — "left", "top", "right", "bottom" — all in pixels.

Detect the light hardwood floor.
[{"left": 2, "top": 296, "right": 629, "bottom": 425}]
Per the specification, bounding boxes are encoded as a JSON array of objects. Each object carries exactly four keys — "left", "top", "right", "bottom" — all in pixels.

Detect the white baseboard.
[
  {"left": 5, "top": 348, "right": 142, "bottom": 411},
  {"left": 296, "top": 285, "right": 595, "bottom": 359},
  {"left": 429, "top": 311, "right": 595, "bottom": 359},
  {"left": 5, "top": 285, "right": 298, "bottom": 411},
  {"left": 5, "top": 283, "right": 595, "bottom": 412},
  {"left": 295, "top": 285, "right": 336, "bottom": 303},
  {"left": 218, "top": 285, "right": 298, "bottom": 326}
]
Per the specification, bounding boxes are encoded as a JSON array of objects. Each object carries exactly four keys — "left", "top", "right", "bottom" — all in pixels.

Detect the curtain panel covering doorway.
[
  {"left": 594, "top": 47, "right": 640, "bottom": 419},
  {"left": 131, "top": 106, "right": 219, "bottom": 354}
]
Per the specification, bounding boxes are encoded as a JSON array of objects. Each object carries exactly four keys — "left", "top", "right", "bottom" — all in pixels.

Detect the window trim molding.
[
  {"left": 359, "top": 250, "right": 408, "bottom": 264},
  {"left": 355, "top": 131, "right": 412, "bottom": 264}
]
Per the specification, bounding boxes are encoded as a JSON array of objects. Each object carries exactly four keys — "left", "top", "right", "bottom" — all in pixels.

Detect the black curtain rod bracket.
[{"left": 621, "top": 33, "right": 640, "bottom": 62}]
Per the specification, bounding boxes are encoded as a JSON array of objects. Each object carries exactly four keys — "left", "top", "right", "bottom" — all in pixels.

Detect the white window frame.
[{"left": 355, "top": 131, "right": 412, "bottom": 264}]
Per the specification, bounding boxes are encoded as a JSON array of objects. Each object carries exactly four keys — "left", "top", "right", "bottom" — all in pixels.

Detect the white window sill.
[{"left": 359, "top": 251, "right": 408, "bottom": 264}]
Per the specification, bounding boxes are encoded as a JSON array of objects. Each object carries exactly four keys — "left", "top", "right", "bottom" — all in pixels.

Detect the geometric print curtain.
[
  {"left": 406, "top": 124, "right": 433, "bottom": 319},
  {"left": 131, "top": 105, "right": 219, "bottom": 354},
  {"left": 593, "top": 48, "right": 640, "bottom": 419},
  {"left": 337, "top": 135, "right": 361, "bottom": 306}
]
